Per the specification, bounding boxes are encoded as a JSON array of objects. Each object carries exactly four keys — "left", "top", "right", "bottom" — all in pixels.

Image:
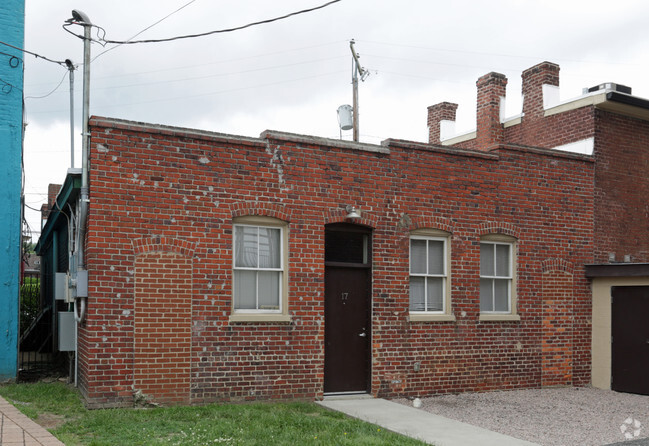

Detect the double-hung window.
[
  {"left": 233, "top": 224, "right": 283, "bottom": 312},
  {"left": 409, "top": 235, "right": 448, "bottom": 313},
  {"left": 480, "top": 240, "right": 513, "bottom": 313}
]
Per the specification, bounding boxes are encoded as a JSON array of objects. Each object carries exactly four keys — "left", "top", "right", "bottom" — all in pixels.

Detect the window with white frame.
[
  {"left": 409, "top": 235, "right": 447, "bottom": 313},
  {"left": 480, "top": 240, "right": 514, "bottom": 313},
  {"left": 233, "top": 223, "right": 283, "bottom": 312}
]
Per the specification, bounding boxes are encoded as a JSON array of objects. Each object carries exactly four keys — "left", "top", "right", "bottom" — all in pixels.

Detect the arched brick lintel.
[
  {"left": 541, "top": 258, "right": 574, "bottom": 274},
  {"left": 132, "top": 236, "right": 195, "bottom": 257},
  {"left": 478, "top": 221, "right": 521, "bottom": 239},
  {"left": 231, "top": 201, "right": 292, "bottom": 222},
  {"left": 407, "top": 215, "right": 453, "bottom": 233}
]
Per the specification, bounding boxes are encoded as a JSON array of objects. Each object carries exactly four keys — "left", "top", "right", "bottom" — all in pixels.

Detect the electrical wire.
[
  {"left": 0, "top": 51, "right": 22, "bottom": 67},
  {"left": 24, "top": 70, "right": 69, "bottom": 99},
  {"left": 91, "top": 0, "right": 199, "bottom": 62},
  {"left": 357, "top": 39, "right": 647, "bottom": 69},
  {"left": 0, "top": 51, "right": 24, "bottom": 93},
  {"left": 377, "top": 70, "right": 469, "bottom": 85},
  {"left": 1, "top": 77, "right": 20, "bottom": 94},
  {"left": 89, "top": 40, "right": 346, "bottom": 80},
  {"left": 22, "top": 64, "right": 348, "bottom": 115},
  {"left": 364, "top": 53, "right": 521, "bottom": 73},
  {"left": 24, "top": 202, "right": 43, "bottom": 212},
  {"left": 63, "top": 69, "right": 348, "bottom": 110},
  {"left": 0, "top": 39, "right": 67, "bottom": 66},
  {"left": 67, "top": 0, "right": 341, "bottom": 45},
  {"left": 92, "top": 55, "right": 347, "bottom": 91}
]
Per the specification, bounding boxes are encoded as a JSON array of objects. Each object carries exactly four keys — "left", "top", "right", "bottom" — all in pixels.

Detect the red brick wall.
[
  {"left": 431, "top": 61, "right": 595, "bottom": 152},
  {"left": 451, "top": 106, "right": 595, "bottom": 153},
  {"left": 476, "top": 72, "right": 507, "bottom": 149},
  {"left": 508, "top": 107, "right": 594, "bottom": 149},
  {"left": 521, "top": 62, "right": 559, "bottom": 122},
  {"left": 134, "top": 251, "right": 192, "bottom": 405},
  {"left": 593, "top": 110, "right": 649, "bottom": 263},
  {"left": 80, "top": 117, "right": 594, "bottom": 406},
  {"left": 427, "top": 102, "right": 458, "bottom": 145},
  {"left": 428, "top": 62, "right": 648, "bottom": 265},
  {"left": 370, "top": 142, "right": 594, "bottom": 396},
  {"left": 541, "top": 267, "right": 574, "bottom": 387}
]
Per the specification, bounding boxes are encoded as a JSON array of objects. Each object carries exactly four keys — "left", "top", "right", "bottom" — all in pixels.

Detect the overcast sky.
[{"left": 20, "top": 0, "right": 649, "bottom": 238}]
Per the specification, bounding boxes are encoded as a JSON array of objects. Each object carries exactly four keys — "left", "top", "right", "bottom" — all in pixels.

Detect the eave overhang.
[
  {"left": 585, "top": 263, "right": 649, "bottom": 279},
  {"left": 35, "top": 169, "right": 82, "bottom": 255}
]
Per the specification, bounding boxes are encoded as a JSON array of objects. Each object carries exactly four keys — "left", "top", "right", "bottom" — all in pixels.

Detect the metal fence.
[
  {"left": 20, "top": 275, "right": 40, "bottom": 337},
  {"left": 18, "top": 272, "right": 63, "bottom": 381}
]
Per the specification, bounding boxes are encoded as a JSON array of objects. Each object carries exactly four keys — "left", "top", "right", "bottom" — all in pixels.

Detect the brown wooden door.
[
  {"left": 324, "top": 266, "right": 370, "bottom": 393},
  {"left": 611, "top": 286, "right": 649, "bottom": 395}
]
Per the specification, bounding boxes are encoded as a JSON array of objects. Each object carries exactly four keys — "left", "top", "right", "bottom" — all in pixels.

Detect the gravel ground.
[{"left": 393, "top": 387, "right": 649, "bottom": 446}]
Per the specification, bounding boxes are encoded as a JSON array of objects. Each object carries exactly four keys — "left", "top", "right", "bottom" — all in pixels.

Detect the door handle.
[{"left": 359, "top": 332, "right": 366, "bottom": 337}]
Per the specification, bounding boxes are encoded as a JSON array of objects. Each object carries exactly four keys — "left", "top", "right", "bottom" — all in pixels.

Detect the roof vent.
[{"left": 586, "top": 83, "right": 632, "bottom": 95}]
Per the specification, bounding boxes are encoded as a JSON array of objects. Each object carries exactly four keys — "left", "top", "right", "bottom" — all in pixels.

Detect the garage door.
[{"left": 611, "top": 286, "right": 649, "bottom": 395}]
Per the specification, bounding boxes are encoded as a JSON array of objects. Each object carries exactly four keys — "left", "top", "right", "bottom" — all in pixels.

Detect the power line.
[
  {"left": 30, "top": 69, "right": 347, "bottom": 113},
  {"left": 0, "top": 40, "right": 67, "bottom": 66},
  {"left": 24, "top": 66, "right": 347, "bottom": 115},
  {"left": 24, "top": 203, "right": 43, "bottom": 212},
  {"left": 91, "top": 0, "right": 199, "bottom": 62},
  {"left": 358, "top": 39, "right": 648, "bottom": 69},
  {"left": 24, "top": 70, "right": 69, "bottom": 99},
  {"left": 91, "top": 56, "right": 347, "bottom": 91},
  {"left": 92, "top": 40, "right": 346, "bottom": 80},
  {"left": 88, "top": 0, "right": 341, "bottom": 45},
  {"left": 21, "top": 40, "right": 344, "bottom": 94},
  {"left": 1, "top": 77, "right": 21, "bottom": 94}
]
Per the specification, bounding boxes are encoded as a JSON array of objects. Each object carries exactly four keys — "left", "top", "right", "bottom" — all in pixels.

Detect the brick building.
[
  {"left": 38, "top": 61, "right": 649, "bottom": 406},
  {"left": 428, "top": 62, "right": 649, "bottom": 396}
]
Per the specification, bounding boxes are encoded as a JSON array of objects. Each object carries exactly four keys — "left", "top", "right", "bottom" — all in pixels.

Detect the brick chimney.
[
  {"left": 41, "top": 183, "right": 62, "bottom": 229},
  {"left": 40, "top": 203, "right": 50, "bottom": 226},
  {"left": 476, "top": 72, "right": 507, "bottom": 150},
  {"left": 48, "top": 183, "right": 61, "bottom": 209},
  {"left": 427, "top": 102, "right": 458, "bottom": 144},
  {"left": 521, "top": 61, "right": 559, "bottom": 121}
]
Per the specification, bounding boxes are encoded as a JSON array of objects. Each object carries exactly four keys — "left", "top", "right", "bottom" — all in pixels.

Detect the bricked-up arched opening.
[
  {"left": 134, "top": 251, "right": 193, "bottom": 405},
  {"left": 540, "top": 262, "right": 575, "bottom": 387}
]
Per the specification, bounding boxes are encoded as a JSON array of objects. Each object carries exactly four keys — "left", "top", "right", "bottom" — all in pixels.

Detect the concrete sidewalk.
[
  {"left": 0, "top": 396, "right": 64, "bottom": 446},
  {"left": 317, "top": 396, "right": 540, "bottom": 446}
]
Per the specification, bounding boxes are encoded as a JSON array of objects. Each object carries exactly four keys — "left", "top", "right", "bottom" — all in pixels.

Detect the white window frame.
[
  {"left": 408, "top": 230, "right": 455, "bottom": 322},
  {"left": 479, "top": 234, "right": 519, "bottom": 321},
  {"left": 230, "top": 216, "right": 290, "bottom": 323}
]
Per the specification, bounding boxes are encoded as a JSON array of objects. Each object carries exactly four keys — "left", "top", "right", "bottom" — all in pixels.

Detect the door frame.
[
  {"left": 323, "top": 223, "right": 372, "bottom": 394},
  {"left": 586, "top": 264, "right": 649, "bottom": 390}
]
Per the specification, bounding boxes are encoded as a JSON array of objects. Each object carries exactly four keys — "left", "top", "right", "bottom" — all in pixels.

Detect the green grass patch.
[{"left": 0, "top": 382, "right": 427, "bottom": 445}]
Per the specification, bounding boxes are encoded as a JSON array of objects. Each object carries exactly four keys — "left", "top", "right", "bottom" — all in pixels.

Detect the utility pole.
[
  {"left": 65, "top": 9, "right": 92, "bottom": 329},
  {"left": 349, "top": 39, "right": 368, "bottom": 142},
  {"left": 63, "top": 9, "right": 92, "bottom": 386}
]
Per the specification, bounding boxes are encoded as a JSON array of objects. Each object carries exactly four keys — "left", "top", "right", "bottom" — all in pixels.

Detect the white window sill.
[
  {"left": 479, "top": 314, "right": 520, "bottom": 322},
  {"left": 229, "top": 313, "right": 292, "bottom": 323},
  {"left": 409, "top": 314, "right": 456, "bottom": 322}
]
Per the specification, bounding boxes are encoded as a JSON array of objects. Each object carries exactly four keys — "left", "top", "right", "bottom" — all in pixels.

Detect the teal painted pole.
[{"left": 0, "top": 0, "right": 25, "bottom": 380}]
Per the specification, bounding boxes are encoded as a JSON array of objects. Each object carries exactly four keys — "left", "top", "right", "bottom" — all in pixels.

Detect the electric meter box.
[
  {"left": 58, "top": 311, "right": 76, "bottom": 352},
  {"left": 55, "top": 272, "right": 68, "bottom": 301}
]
